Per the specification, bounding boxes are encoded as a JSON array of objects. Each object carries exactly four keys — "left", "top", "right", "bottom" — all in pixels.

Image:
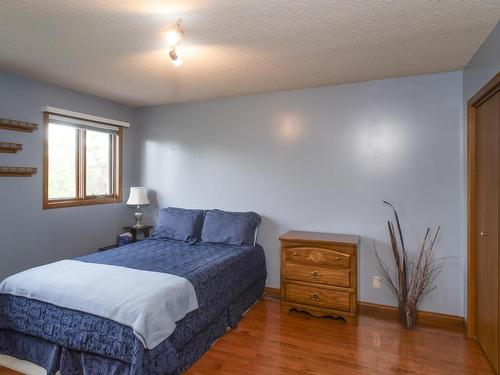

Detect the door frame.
[{"left": 467, "top": 72, "right": 500, "bottom": 339}]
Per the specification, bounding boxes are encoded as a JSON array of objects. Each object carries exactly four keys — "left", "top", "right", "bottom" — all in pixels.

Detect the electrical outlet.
[{"left": 372, "top": 276, "right": 381, "bottom": 288}]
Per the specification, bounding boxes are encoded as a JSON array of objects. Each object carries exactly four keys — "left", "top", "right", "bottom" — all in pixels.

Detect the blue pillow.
[
  {"left": 152, "top": 207, "right": 205, "bottom": 244},
  {"left": 201, "top": 209, "right": 261, "bottom": 246}
]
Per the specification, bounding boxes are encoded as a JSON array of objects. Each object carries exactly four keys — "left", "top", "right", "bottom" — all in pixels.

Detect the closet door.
[{"left": 475, "top": 90, "right": 500, "bottom": 373}]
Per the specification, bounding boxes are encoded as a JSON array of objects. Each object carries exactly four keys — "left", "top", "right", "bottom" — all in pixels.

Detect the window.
[{"left": 43, "top": 111, "right": 123, "bottom": 209}]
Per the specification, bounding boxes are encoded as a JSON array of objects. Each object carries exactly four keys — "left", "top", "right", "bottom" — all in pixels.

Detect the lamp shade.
[{"left": 127, "top": 187, "right": 150, "bottom": 206}]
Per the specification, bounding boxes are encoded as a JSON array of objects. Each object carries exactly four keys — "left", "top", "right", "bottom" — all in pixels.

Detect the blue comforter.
[{"left": 0, "top": 239, "right": 267, "bottom": 374}]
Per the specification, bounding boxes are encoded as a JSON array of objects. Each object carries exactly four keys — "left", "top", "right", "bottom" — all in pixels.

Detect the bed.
[{"left": 0, "top": 208, "right": 267, "bottom": 375}]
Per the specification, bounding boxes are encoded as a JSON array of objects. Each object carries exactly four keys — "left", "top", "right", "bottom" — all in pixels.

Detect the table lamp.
[{"left": 127, "top": 187, "right": 150, "bottom": 228}]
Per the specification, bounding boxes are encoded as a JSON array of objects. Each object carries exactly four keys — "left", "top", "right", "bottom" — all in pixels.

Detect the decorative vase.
[{"left": 399, "top": 304, "right": 417, "bottom": 330}]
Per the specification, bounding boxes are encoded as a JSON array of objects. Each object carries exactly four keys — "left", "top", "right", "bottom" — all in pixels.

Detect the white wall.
[{"left": 134, "top": 71, "right": 464, "bottom": 316}]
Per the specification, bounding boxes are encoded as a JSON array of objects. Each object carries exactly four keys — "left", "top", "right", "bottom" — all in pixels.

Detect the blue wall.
[
  {"left": 464, "top": 20, "right": 500, "bottom": 101},
  {"left": 0, "top": 71, "right": 136, "bottom": 280},
  {"left": 134, "top": 71, "right": 465, "bottom": 315}
]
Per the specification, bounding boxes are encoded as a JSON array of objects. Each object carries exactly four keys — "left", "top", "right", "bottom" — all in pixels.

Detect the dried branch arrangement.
[{"left": 374, "top": 201, "right": 443, "bottom": 329}]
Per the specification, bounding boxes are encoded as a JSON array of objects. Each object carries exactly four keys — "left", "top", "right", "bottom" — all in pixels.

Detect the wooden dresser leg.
[{"left": 343, "top": 315, "right": 358, "bottom": 325}]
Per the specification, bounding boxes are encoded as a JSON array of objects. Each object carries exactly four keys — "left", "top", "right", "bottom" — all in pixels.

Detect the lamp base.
[{"left": 134, "top": 206, "right": 143, "bottom": 228}]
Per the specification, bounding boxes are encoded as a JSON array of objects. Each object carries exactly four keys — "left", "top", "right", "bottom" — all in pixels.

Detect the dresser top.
[{"left": 279, "top": 230, "right": 360, "bottom": 246}]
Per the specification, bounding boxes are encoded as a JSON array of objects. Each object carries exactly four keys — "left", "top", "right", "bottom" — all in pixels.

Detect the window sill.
[{"left": 43, "top": 196, "right": 122, "bottom": 209}]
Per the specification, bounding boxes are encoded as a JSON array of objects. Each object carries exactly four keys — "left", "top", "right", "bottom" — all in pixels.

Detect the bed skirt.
[{"left": 0, "top": 277, "right": 266, "bottom": 375}]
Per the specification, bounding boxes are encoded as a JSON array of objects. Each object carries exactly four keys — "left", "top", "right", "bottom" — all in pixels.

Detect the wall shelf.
[
  {"left": 0, "top": 142, "right": 23, "bottom": 153},
  {"left": 0, "top": 166, "right": 37, "bottom": 177},
  {"left": 0, "top": 118, "right": 38, "bottom": 132}
]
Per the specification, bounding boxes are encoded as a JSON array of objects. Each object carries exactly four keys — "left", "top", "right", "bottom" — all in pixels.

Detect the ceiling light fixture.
[
  {"left": 166, "top": 22, "right": 184, "bottom": 67},
  {"left": 169, "top": 49, "right": 183, "bottom": 67},
  {"left": 165, "top": 27, "right": 183, "bottom": 48}
]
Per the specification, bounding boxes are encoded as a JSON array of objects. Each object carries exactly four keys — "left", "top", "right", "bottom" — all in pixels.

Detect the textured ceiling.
[{"left": 0, "top": 1, "right": 499, "bottom": 106}]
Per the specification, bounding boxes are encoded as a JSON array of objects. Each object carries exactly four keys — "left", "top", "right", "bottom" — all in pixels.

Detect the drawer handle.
[
  {"left": 311, "top": 271, "right": 321, "bottom": 280},
  {"left": 293, "top": 252, "right": 298, "bottom": 256},
  {"left": 334, "top": 256, "right": 340, "bottom": 260},
  {"left": 310, "top": 292, "right": 321, "bottom": 302}
]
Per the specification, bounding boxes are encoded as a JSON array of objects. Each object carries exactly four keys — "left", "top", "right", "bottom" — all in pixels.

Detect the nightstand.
[{"left": 123, "top": 225, "right": 153, "bottom": 242}]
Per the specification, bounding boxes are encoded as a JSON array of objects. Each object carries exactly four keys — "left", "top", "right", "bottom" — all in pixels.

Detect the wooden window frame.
[
  {"left": 466, "top": 72, "right": 500, "bottom": 339},
  {"left": 43, "top": 112, "right": 123, "bottom": 209}
]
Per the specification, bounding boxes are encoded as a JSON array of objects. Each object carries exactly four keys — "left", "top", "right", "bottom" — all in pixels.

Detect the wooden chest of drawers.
[{"left": 280, "top": 230, "right": 360, "bottom": 323}]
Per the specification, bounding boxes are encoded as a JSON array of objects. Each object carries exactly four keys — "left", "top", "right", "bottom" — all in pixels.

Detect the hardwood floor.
[
  {"left": 0, "top": 298, "right": 493, "bottom": 374},
  {"left": 0, "top": 367, "right": 21, "bottom": 375},
  {"left": 186, "top": 298, "right": 492, "bottom": 375}
]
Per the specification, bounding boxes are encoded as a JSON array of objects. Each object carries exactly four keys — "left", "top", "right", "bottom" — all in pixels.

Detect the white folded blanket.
[{"left": 0, "top": 260, "right": 199, "bottom": 349}]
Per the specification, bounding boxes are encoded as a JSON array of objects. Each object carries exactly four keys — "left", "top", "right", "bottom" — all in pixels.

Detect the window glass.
[
  {"left": 86, "top": 130, "right": 111, "bottom": 196},
  {"left": 48, "top": 123, "right": 77, "bottom": 199}
]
